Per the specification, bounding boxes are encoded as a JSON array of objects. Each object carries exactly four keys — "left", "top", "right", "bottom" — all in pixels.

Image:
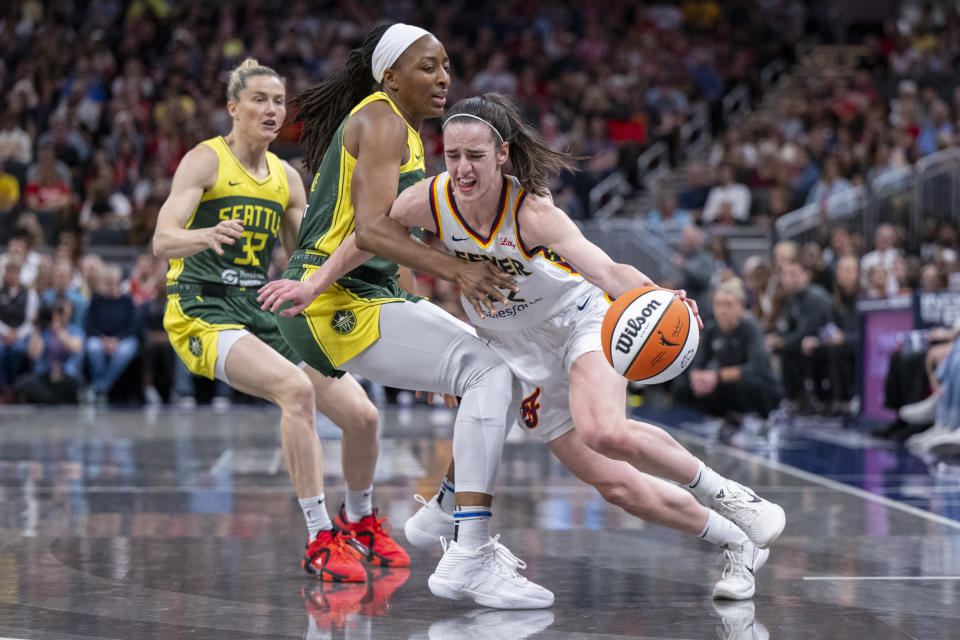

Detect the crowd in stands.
[{"left": 2, "top": 0, "right": 960, "bottom": 442}]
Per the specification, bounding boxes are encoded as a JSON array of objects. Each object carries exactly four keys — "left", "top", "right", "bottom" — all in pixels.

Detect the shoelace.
[
  {"left": 413, "top": 493, "right": 430, "bottom": 508},
  {"left": 482, "top": 535, "right": 531, "bottom": 583},
  {"left": 720, "top": 484, "right": 760, "bottom": 525},
  {"left": 717, "top": 546, "right": 745, "bottom": 579}
]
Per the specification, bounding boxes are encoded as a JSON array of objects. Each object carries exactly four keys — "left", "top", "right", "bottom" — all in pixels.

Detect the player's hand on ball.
[{"left": 670, "top": 289, "right": 703, "bottom": 330}]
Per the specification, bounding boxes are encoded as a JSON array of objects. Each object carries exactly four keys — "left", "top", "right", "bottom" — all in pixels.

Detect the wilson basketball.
[{"left": 601, "top": 286, "right": 700, "bottom": 384}]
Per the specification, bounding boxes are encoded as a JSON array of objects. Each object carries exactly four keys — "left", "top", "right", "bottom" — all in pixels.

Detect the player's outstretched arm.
[
  {"left": 518, "top": 196, "right": 701, "bottom": 327},
  {"left": 153, "top": 145, "right": 243, "bottom": 259}
]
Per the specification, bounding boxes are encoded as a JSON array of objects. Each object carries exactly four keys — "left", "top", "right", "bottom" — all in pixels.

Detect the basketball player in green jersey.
[
  {"left": 258, "top": 24, "right": 553, "bottom": 609},
  {"left": 153, "top": 59, "right": 406, "bottom": 583}
]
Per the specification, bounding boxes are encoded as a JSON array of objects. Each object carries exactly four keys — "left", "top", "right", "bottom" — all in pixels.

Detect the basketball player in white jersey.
[{"left": 260, "top": 94, "right": 787, "bottom": 601}]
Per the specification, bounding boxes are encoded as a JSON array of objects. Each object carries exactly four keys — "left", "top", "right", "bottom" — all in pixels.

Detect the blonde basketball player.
[
  {"left": 153, "top": 59, "right": 406, "bottom": 585},
  {"left": 264, "top": 94, "right": 788, "bottom": 600}
]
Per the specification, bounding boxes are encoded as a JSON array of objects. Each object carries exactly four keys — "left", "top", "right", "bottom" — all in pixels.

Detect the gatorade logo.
[{"left": 615, "top": 300, "right": 662, "bottom": 354}]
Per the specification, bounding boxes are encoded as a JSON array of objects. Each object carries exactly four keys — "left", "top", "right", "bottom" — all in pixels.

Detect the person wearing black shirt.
[
  {"left": 677, "top": 279, "right": 781, "bottom": 423},
  {"left": 803, "top": 255, "right": 860, "bottom": 413},
  {"left": 0, "top": 259, "right": 37, "bottom": 397},
  {"left": 83, "top": 264, "right": 138, "bottom": 402},
  {"left": 766, "top": 260, "right": 833, "bottom": 408}
]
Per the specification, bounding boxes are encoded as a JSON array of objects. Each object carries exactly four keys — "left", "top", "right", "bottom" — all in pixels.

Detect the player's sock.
[
  {"left": 686, "top": 460, "right": 725, "bottom": 502},
  {"left": 345, "top": 485, "right": 373, "bottom": 522},
  {"left": 436, "top": 475, "right": 456, "bottom": 515},
  {"left": 698, "top": 509, "right": 750, "bottom": 548},
  {"left": 299, "top": 493, "right": 333, "bottom": 540},
  {"left": 453, "top": 505, "right": 492, "bottom": 548}
]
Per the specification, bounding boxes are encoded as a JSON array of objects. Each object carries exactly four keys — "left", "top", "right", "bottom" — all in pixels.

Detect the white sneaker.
[
  {"left": 713, "top": 541, "right": 770, "bottom": 600},
  {"left": 176, "top": 395, "right": 197, "bottom": 410},
  {"left": 906, "top": 424, "right": 951, "bottom": 454},
  {"left": 404, "top": 494, "right": 454, "bottom": 551},
  {"left": 713, "top": 600, "right": 770, "bottom": 640},
  {"left": 211, "top": 395, "right": 232, "bottom": 412},
  {"left": 428, "top": 535, "right": 554, "bottom": 609},
  {"left": 143, "top": 385, "right": 162, "bottom": 406},
  {"left": 899, "top": 390, "right": 941, "bottom": 425},
  {"left": 708, "top": 481, "right": 785, "bottom": 548},
  {"left": 428, "top": 609, "right": 555, "bottom": 640}
]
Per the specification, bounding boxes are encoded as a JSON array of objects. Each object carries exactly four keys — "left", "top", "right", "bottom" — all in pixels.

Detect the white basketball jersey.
[{"left": 429, "top": 172, "right": 586, "bottom": 329}]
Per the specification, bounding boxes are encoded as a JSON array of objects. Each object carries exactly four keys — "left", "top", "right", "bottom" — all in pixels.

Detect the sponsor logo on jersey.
[
  {"left": 521, "top": 387, "right": 542, "bottom": 429},
  {"left": 331, "top": 309, "right": 357, "bottom": 335},
  {"left": 614, "top": 299, "right": 663, "bottom": 354},
  {"left": 220, "top": 268, "right": 264, "bottom": 287},
  {"left": 486, "top": 296, "right": 543, "bottom": 319},
  {"left": 189, "top": 336, "right": 203, "bottom": 357},
  {"left": 452, "top": 250, "right": 532, "bottom": 277},
  {"left": 228, "top": 180, "right": 242, "bottom": 186},
  {"left": 498, "top": 236, "right": 517, "bottom": 249}
]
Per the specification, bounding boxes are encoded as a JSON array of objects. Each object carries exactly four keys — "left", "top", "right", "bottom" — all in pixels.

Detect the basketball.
[{"left": 601, "top": 286, "right": 700, "bottom": 384}]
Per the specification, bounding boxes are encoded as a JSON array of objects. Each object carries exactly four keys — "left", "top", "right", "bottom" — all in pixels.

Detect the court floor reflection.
[{"left": 0, "top": 404, "right": 958, "bottom": 638}]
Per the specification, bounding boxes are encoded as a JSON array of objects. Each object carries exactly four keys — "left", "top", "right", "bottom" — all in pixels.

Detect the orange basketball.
[{"left": 601, "top": 286, "right": 700, "bottom": 383}]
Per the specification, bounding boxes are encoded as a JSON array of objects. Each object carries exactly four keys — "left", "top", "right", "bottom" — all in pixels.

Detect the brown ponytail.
[{"left": 442, "top": 93, "right": 581, "bottom": 196}]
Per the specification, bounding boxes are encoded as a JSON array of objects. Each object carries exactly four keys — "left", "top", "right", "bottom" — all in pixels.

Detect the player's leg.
[
  {"left": 222, "top": 334, "right": 365, "bottom": 582},
  {"left": 305, "top": 367, "right": 409, "bottom": 568},
  {"left": 569, "top": 350, "right": 785, "bottom": 548},
  {"left": 548, "top": 428, "right": 767, "bottom": 600},
  {"left": 342, "top": 300, "right": 553, "bottom": 609}
]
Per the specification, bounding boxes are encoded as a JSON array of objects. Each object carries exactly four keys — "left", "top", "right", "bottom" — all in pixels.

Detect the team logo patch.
[
  {"left": 521, "top": 387, "right": 542, "bottom": 429},
  {"left": 331, "top": 309, "right": 357, "bottom": 335},
  {"left": 189, "top": 336, "right": 203, "bottom": 357}
]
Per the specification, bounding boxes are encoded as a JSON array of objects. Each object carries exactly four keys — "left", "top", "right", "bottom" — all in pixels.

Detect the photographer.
[{"left": 15, "top": 301, "right": 83, "bottom": 403}]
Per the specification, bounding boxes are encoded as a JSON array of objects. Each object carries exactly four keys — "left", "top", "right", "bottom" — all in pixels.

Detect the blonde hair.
[
  {"left": 714, "top": 277, "right": 746, "bottom": 305},
  {"left": 226, "top": 58, "right": 283, "bottom": 103}
]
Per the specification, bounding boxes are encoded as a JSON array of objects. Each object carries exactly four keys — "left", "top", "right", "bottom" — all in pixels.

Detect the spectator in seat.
[
  {"left": 805, "top": 155, "right": 852, "bottom": 210},
  {"left": 646, "top": 191, "right": 692, "bottom": 236},
  {"left": 672, "top": 224, "right": 715, "bottom": 320},
  {"left": 802, "top": 255, "right": 861, "bottom": 414},
  {"left": 702, "top": 164, "right": 751, "bottom": 224},
  {"left": 83, "top": 264, "right": 138, "bottom": 403},
  {"left": 676, "top": 162, "right": 713, "bottom": 216},
  {"left": 15, "top": 300, "right": 83, "bottom": 404},
  {"left": 0, "top": 259, "right": 38, "bottom": 398},
  {"left": 766, "top": 260, "right": 832, "bottom": 410},
  {"left": 860, "top": 224, "right": 902, "bottom": 288},
  {"left": 676, "top": 278, "right": 781, "bottom": 426},
  {"left": 40, "top": 259, "right": 88, "bottom": 328}
]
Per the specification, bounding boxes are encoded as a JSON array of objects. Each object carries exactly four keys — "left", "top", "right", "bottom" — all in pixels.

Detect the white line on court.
[
  {"left": 657, "top": 421, "right": 960, "bottom": 532},
  {"left": 803, "top": 576, "right": 960, "bottom": 581}
]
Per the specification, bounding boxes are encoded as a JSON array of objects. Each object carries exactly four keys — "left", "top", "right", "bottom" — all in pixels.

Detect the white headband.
[
  {"left": 371, "top": 24, "right": 431, "bottom": 84},
  {"left": 443, "top": 113, "right": 504, "bottom": 144}
]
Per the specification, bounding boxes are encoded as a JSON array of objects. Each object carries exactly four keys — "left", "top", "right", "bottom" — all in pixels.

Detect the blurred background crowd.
[{"left": 0, "top": 0, "right": 958, "bottom": 442}]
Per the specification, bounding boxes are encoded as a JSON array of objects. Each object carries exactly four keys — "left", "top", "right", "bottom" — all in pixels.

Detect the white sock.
[
  {"left": 687, "top": 460, "right": 725, "bottom": 502},
  {"left": 345, "top": 485, "right": 373, "bottom": 522},
  {"left": 436, "top": 475, "right": 456, "bottom": 515},
  {"left": 698, "top": 509, "right": 749, "bottom": 548},
  {"left": 453, "top": 504, "right": 492, "bottom": 548},
  {"left": 299, "top": 493, "right": 332, "bottom": 540}
]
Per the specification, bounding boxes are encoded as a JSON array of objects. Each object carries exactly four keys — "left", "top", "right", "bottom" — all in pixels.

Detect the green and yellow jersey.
[
  {"left": 297, "top": 91, "right": 426, "bottom": 277},
  {"left": 166, "top": 135, "right": 290, "bottom": 288}
]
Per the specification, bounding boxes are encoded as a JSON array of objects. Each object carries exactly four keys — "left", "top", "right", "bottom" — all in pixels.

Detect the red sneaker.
[
  {"left": 333, "top": 505, "right": 411, "bottom": 568},
  {"left": 302, "top": 582, "right": 366, "bottom": 631},
  {"left": 302, "top": 529, "right": 367, "bottom": 582}
]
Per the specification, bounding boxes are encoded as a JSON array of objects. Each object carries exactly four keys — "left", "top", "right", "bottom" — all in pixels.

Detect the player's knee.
[
  {"left": 579, "top": 421, "right": 629, "bottom": 460},
  {"left": 350, "top": 401, "right": 380, "bottom": 439},
  {"left": 595, "top": 479, "right": 632, "bottom": 511},
  {"left": 276, "top": 372, "right": 315, "bottom": 420}
]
